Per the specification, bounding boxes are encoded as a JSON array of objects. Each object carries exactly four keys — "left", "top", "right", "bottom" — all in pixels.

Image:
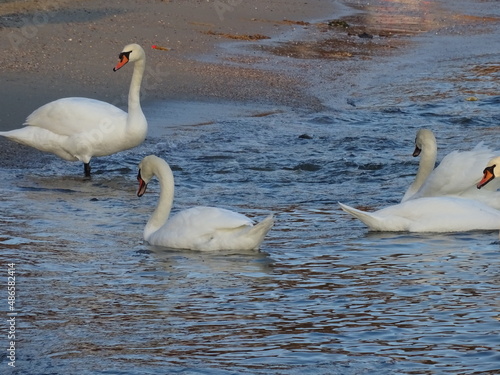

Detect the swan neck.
[
  {"left": 403, "top": 140, "right": 438, "bottom": 201},
  {"left": 404, "top": 143, "right": 437, "bottom": 201},
  {"left": 415, "top": 145, "right": 437, "bottom": 187},
  {"left": 144, "top": 162, "right": 175, "bottom": 241},
  {"left": 128, "top": 58, "right": 145, "bottom": 111}
]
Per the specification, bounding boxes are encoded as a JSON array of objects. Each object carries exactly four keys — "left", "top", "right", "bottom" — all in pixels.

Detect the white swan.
[
  {"left": 136, "top": 155, "right": 274, "bottom": 251},
  {"left": 0, "top": 43, "right": 148, "bottom": 176},
  {"left": 339, "top": 197, "right": 500, "bottom": 232},
  {"left": 402, "top": 129, "right": 500, "bottom": 208}
]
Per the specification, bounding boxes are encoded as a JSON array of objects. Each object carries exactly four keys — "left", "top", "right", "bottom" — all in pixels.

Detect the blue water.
[{"left": 2, "top": 1, "right": 500, "bottom": 374}]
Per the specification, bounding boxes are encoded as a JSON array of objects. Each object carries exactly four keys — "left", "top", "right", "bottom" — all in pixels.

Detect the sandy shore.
[
  {"left": 0, "top": 0, "right": 339, "bottom": 131},
  {"left": 1, "top": 0, "right": 498, "bottom": 133}
]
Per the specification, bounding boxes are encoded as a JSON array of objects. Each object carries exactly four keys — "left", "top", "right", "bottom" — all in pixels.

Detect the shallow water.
[{"left": 2, "top": 1, "right": 500, "bottom": 374}]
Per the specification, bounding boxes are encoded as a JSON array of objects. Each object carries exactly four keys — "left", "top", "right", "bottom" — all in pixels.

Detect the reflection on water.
[
  {"left": 2, "top": 1, "right": 500, "bottom": 374},
  {"left": 1, "top": 97, "right": 500, "bottom": 374}
]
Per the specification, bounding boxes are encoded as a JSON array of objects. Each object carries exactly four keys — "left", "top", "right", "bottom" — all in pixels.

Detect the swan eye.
[
  {"left": 483, "top": 165, "right": 496, "bottom": 177},
  {"left": 118, "top": 51, "right": 131, "bottom": 62},
  {"left": 137, "top": 170, "right": 142, "bottom": 181}
]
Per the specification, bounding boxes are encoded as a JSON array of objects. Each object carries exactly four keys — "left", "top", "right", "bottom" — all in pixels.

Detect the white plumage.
[
  {"left": 402, "top": 129, "right": 500, "bottom": 208},
  {"left": 340, "top": 139, "right": 500, "bottom": 233},
  {"left": 137, "top": 155, "right": 274, "bottom": 251},
  {"left": 0, "top": 43, "right": 148, "bottom": 176},
  {"left": 339, "top": 197, "right": 500, "bottom": 232}
]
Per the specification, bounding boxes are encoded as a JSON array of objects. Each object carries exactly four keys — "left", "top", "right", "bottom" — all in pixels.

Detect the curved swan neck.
[
  {"left": 128, "top": 58, "right": 145, "bottom": 112},
  {"left": 144, "top": 160, "right": 175, "bottom": 241},
  {"left": 414, "top": 144, "right": 437, "bottom": 188},
  {"left": 403, "top": 137, "right": 438, "bottom": 201}
]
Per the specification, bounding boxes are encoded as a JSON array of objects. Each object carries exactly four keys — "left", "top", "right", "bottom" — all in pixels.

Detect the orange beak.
[
  {"left": 477, "top": 167, "right": 495, "bottom": 189},
  {"left": 113, "top": 52, "right": 130, "bottom": 72},
  {"left": 137, "top": 171, "right": 148, "bottom": 197}
]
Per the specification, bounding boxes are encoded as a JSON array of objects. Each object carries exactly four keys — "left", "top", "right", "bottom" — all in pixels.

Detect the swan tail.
[
  {"left": 338, "top": 202, "right": 382, "bottom": 231},
  {"left": 0, "top": 127, "right": 56, "bottom": 149},
  {"left": 247, "top": 214, "right": 275, "bottom": 249},
  {"left": 0, "top": 128, "right": 27, "bottom": 141},
  {"left": 0, "top": 128, "right": 44, "bottom": 149},
  {"left": 0, "top": 127, "right": 77, "bottom": 161}
]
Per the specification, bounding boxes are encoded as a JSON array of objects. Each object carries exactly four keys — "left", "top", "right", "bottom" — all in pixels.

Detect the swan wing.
[
  {"left": 168, "top": 206, "right": 254, "bottom": 232},
  {"left": 25, "top": 97, "right": 126, "bottom": 136},
  {"left": 397, "top": 197, "right": 500, "bottom": 231},
  {"left": 414, "top": 144, "right": 499, "bottom": 198},
  {"left": 148, "top": 206, "right": 257, "bottom": 250}
]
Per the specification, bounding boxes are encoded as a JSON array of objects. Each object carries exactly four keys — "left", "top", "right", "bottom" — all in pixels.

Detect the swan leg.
[{"left": 84, "top": 163, "right": 91, "bottom": 177}]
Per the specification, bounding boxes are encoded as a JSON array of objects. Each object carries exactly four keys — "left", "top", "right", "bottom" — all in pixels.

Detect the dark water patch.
[
  {"left": 288, "top": 162, "right": 322, "bottom": 172},
  {"left": 248, "top": 165, "right": 277, "bottom": 172},
  {"left": 357, "top": 162, "right": 384, "bottom": 171},
  {"left": 195, "top": 154, "right": 237, "bottom": 161},
  {"left": 380, "top": 107, "right": 406, "bottom": 114},
  {"left": 477, "top": 95, "right": 500, "bottom": 106}
]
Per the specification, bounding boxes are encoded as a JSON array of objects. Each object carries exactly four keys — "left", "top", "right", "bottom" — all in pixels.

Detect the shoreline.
[
  {"left": 1, "top": 0, "right": 499, "bottom": 133},
  {"left": 0, "top": 0, "right": 337, "bottom": 131}
]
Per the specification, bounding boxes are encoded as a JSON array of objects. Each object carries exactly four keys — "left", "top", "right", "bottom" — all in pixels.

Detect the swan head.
[
  {"left": 113, "top": 43, "right": 145, "bottom": 72},
  {"left": 413, "top": 129, "right": 436, "bottom": 157},
  {"left": 477, "top": 156, "right": 500, "bottom": 189},
  {"left": 137, "top": 155, "right": 164, "bottom": 197}
]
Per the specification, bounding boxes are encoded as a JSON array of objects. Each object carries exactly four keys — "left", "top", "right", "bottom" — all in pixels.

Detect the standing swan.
[
  {"left": 0, "top": 43, "right": 148, "bottom": 176},
  {"left": 136, "top": 155, "right": 274, "bottom": 251},
  {"left": 402, "top": 129, "right": 500, "bottom": 206}
]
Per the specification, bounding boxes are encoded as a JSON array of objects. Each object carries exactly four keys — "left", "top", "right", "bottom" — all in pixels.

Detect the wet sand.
[
  {"left": 1, "top": 0, "right": 499, "bottom": 132},
  {"left": 0, "top": 0, "right": 337, "bottom": 131}
]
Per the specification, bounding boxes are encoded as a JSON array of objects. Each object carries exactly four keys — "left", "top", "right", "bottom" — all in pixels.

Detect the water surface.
[{"left": 2, "top": 0, "right": 500, "bottom": 374}]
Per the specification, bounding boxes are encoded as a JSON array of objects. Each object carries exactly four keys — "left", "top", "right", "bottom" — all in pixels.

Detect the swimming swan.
[
  {"left": 402, "top": 129, "right": 500, "bottom": 208},
  {"left": 0, "top": 43, "right": 148, "bottom": 176},
  {"left": 137, "top": 155, "right": 274, "bottom": 251},
  {"left": 339, "top": 197, "right": 500, "bottom": 232}
]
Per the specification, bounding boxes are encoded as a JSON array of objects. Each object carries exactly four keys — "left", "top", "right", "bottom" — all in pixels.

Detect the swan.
[
  {"left": 339, "top": 197, "right": 500, "bottom": 232},
  {"left": 136, "top": 155, "right": 274, "bottom": 251},
  {"left": 0, "top": 43, "right": 148, "bottom": 176},
  {"left": 401, "top": 129, "right": 500, "bottom": 208}
]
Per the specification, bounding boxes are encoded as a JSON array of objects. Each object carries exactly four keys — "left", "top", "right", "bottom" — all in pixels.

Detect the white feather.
[
  {"left": 138, "top": 155, "right": 274, "bottom": 251},
  {"left": 0, "top": 43, "right": 148, "bottom": 171},
  {"left": 339, "top": 197, "right": 500, "bottom": 232},
  {"left": 402, "top": 129, "right": 500, "bottom": 209}
]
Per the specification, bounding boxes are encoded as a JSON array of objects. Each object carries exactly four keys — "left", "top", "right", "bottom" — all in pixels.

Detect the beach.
[
  {"left": 2, "top": 0, "right": 498, "bottom": 167},
  {"left": 2, "top": 1, "right": 500, "bottom": 373},
  {"left": 1, "top": 0, "right": 498, "bottom": 131},
  {"left": 0, "top": 0, "right": 464, "bottom": 129},
  {"left": 0, "top": 0, "right": 339, "bottom": 131}
]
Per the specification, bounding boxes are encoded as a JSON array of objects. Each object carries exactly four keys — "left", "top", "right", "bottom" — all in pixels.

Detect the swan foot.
[{"left": 84, "top": 163, "right": 91, "bottom": 177}]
